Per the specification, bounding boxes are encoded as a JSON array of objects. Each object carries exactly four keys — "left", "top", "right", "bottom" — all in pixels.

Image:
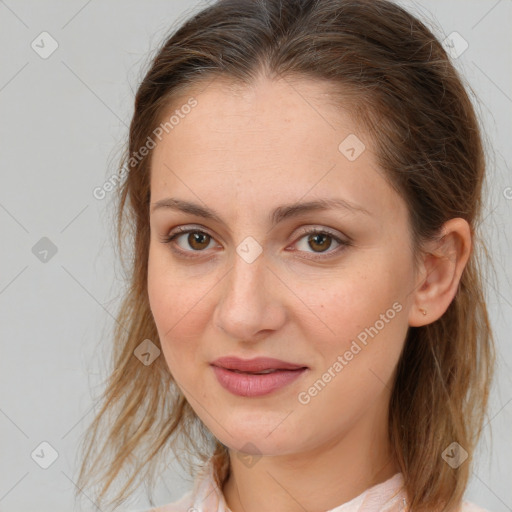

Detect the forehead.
[
  {"left": 152, "top": 75, "right": 359, "bottom": 157},
  {"left": 149, "top": 76, "right": 400, "bottom": 224}
]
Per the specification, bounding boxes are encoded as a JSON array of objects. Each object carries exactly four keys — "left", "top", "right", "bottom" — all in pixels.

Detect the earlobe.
[{"left": 408, "top": 218, "right": 472, "bottom": 327}]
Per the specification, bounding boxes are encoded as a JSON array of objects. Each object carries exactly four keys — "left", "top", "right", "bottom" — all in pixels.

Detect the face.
[{"left": 147, "top": 76, "right": 417, "bottom": 457}]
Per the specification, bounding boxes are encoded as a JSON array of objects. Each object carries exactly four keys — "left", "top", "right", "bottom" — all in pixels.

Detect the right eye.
[{"left": 161, "top": 227, "right": 219, "bottom": 258}]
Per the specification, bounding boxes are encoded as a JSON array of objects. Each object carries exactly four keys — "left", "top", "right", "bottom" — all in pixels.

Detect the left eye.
[
  {"left": 294, "top": 230, "right": 343, "bottom": 254},
  {"left": 161, "top": 227, "right": 349, "bottom": 259}
]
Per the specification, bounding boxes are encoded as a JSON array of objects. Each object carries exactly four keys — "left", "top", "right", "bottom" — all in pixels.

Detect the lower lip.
[{"left": 211, "top": 366, "right": 307, "bottom": 397}]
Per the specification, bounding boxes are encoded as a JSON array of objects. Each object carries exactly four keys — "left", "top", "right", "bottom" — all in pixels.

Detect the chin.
[{"left": 205, "top": 416, "right": 304, "bottom": 455}]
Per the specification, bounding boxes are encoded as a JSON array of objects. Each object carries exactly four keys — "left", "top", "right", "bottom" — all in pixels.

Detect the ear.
[{"left": 408, "top": 218, "right": 472, "bottom": 327}]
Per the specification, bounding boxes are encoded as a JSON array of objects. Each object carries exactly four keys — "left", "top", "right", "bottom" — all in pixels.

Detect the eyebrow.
[{"left": 151, "top": 196, "right": 371, "bottom": 227}]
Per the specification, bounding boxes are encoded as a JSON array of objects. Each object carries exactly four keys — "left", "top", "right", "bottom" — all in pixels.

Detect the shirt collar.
[{"left": 189, "top": 458, "right": 408, "bottom": 512}]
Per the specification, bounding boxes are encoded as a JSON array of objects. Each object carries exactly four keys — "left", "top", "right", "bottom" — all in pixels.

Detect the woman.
[{"left": 76, "top": 1, "right": 495, "bottom": 511}]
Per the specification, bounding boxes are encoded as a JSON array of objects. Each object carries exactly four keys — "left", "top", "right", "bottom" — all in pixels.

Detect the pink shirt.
[{"left": 148, "top": 460, "right": 490, "bottom": 512}]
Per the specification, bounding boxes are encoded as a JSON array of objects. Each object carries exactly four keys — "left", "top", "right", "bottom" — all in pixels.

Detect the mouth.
[
  {"left": 210, "top": 356, "right": 308, "bottom": 373},
  {"left": 226, "top": 368, "right": 297, "bottom": 374},
  {"left": 210, "top": 356, "right": 308, "bottom": 397}
]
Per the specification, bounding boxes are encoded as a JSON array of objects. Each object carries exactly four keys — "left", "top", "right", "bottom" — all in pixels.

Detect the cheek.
[
  {"left": 292, "top": 253, "right": 412, "bottom": 381},
  {"left": 147, "top": 251, "right": 198, "bottom": 370},
  {"left": 293, "top": 272, "right": 408, "bottom": 428},
  {"left": 296, "top": 265, "right": 405, "bottom": 337}
]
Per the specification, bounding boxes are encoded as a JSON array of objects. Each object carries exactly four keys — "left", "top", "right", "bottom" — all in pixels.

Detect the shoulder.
[{"left": 459, "top": 500, "right": 492, "bottom": 512}]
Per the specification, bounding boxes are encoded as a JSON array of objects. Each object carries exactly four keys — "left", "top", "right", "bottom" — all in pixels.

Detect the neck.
[{"left": 222, "top": 401, "right": 400, "bottom": 512}]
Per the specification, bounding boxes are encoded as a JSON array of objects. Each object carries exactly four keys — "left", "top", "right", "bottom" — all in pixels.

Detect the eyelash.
[{"left": 160, "top": 226, "right": 351, "bottom": 261}]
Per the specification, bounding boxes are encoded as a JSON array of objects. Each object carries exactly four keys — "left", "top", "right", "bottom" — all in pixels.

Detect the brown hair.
[{"left": 75, "top": 1, "right": 495, "bottom": 511}]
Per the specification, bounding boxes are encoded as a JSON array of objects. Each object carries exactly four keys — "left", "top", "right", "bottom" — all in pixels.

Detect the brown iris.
[
  {"left": 307, "top": 233, "right": 332, "bottom": 252},
  {"left": 188, "top": 232, "right": 211, "bottom": 250}
]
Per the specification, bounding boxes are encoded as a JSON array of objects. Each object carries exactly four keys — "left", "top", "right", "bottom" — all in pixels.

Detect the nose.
[{"left": 212, "top": 249, "right": 286, "bottom": 342}]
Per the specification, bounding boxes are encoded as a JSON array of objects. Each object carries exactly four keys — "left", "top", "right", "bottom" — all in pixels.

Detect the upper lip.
[{"left": 211, "top": 356, "right": 307, "bottom": 372}]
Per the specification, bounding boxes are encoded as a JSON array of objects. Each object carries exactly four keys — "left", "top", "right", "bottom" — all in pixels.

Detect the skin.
[{"left": 147, "top": 75, "right": 471, "bottom": 512}]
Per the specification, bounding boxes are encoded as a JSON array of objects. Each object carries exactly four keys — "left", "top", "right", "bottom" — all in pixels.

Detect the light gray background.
[{"left": 0, "top": 1, "right": 510, "bottom": 511}]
